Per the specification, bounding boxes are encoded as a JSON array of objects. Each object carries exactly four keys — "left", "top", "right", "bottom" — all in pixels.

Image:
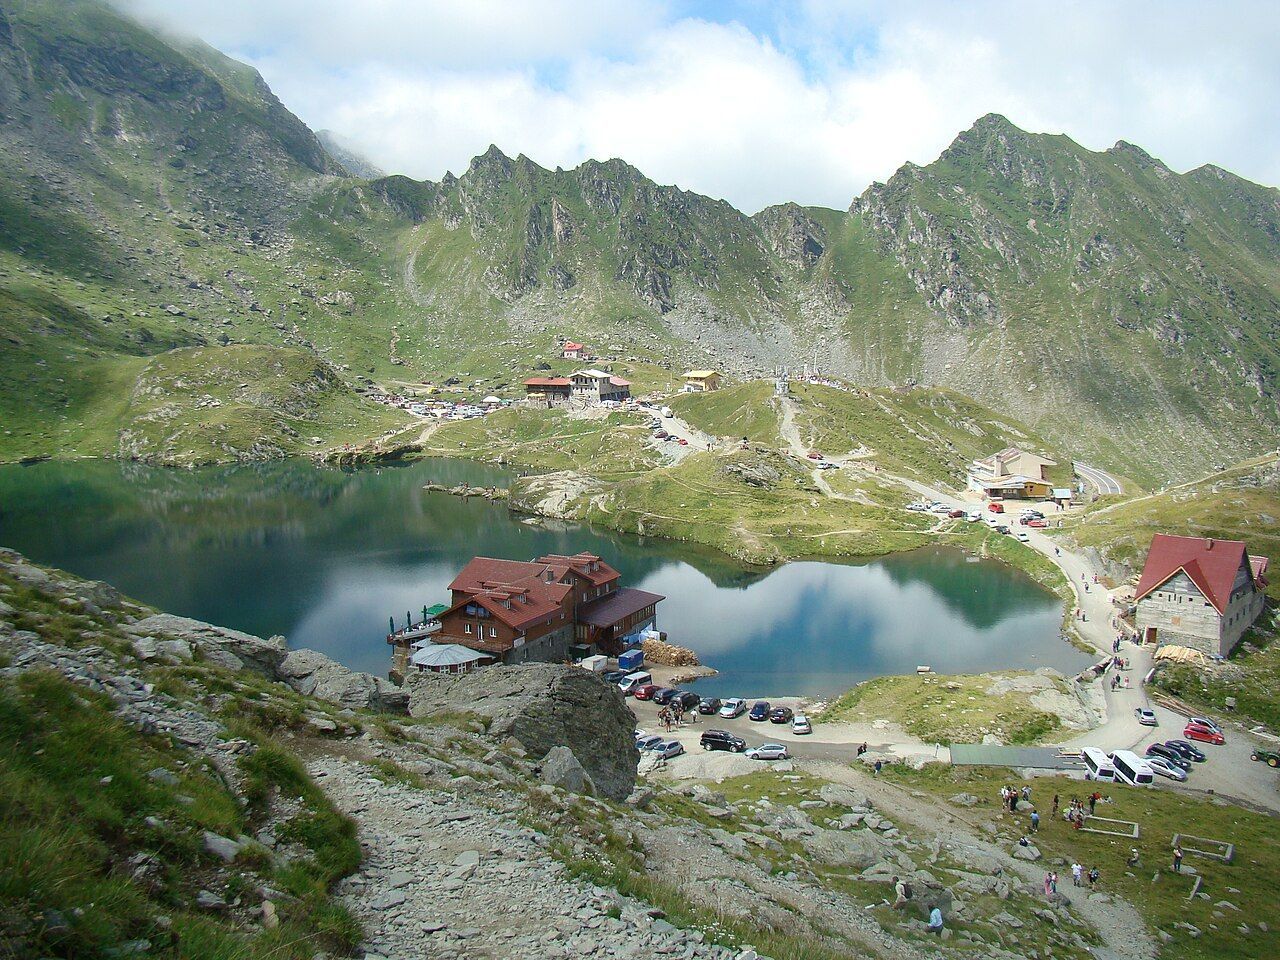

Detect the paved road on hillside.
[{"left": 1074, "top": 461, "right": 1123, "bottom": 496}]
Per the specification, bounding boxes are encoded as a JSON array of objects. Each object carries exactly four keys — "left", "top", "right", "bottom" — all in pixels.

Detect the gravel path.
[{"left": 312, "top": 753, "right": 741, "bottom": 960}]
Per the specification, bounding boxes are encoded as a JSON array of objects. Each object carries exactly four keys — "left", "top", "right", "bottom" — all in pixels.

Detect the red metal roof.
[
  {"left": 609, "top": 377, "right": 631, "bottom": 387},
  {"left": 578, "top": 587, "right": 665, "bottom": 627},
  {"left": 535, "top": 552, "right": 620, "bottom": 587},
  {"left": 563, "top": 342, "right": 584, "bottom": 351},
  {"left": 1134, "top": 535, "right": 1266, "bottom": 614},
  {"left": 524, "top": 377, "right": 571, "bottom": 387}
]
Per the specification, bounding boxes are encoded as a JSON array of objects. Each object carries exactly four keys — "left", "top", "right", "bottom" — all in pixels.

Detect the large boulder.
[
  {"left": 276, "top": 648, "right": 407, "bottom": 713},
  {"left": 539, "top": 745, "right": 595, "bottom": 795},
  {"left": 125, "top": 614, "right": 286, "bottom": 676},
  {"left": 799, "top": 828, "right": 891, "bottom": 870},
  {"left": 407, "top": 663, "right": 638, "bottom": 800}
]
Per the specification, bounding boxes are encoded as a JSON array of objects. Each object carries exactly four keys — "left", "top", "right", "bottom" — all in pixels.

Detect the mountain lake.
[{"left": 0, "top": 458, "right": 1094, "bottom": 697}]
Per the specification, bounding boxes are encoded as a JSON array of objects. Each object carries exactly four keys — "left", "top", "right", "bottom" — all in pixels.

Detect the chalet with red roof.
[
  {"left": 562, "top": 341, "right": 588, "bottom": 360},
  {"left": 1134, "top": 534, "right": 1269, "bottom": 656},
  {"left": 392, "top": 552, "right": 663, "bottom": 670}
]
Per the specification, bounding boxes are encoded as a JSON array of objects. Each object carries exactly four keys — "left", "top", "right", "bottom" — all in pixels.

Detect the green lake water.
[{"left": 0, "top": 458, "right": 1093, "bottom": 696}]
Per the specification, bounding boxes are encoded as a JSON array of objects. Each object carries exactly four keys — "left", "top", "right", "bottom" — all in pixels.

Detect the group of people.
[
  {"left": 656, "top": 706, "right": 694, "bottom": 731},
  {"left": 999, "top": 783, "right": 1031, "bottom": 812}
]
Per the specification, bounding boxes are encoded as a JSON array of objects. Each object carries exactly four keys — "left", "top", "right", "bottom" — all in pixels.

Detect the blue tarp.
[{"left": 618, "top": 649, "right": 644, "bottom": 671}]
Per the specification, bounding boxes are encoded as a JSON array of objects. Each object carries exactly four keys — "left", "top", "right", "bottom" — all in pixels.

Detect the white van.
[
  {"left": 1111, "top": 750, "right": 1155, "bottom": 786},
  {"left": 618, "top": 671, "right": 652, "bottom": 695},
  {"left": 1082, "top": 747, "right": 1116, "bottom": 782}
]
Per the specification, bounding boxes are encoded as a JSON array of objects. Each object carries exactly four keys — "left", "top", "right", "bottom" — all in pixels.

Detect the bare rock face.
[
  {"left": 407, "top": 663, "right": 638, "bottom": 800},
  {"left": 277, "top": 648, "right": 408, "bottom": 713},
  {"left": 125, "top": 614, "right": 287, "bottom": 676}
]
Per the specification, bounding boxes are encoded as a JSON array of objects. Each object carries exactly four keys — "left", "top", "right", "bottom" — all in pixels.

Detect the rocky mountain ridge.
[{"left": 0, "top": 0, "right": 1278, "bottom": 483}]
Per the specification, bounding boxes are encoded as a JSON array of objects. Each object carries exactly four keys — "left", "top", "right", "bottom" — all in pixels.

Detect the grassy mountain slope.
[{"left": 0, "top": 2, "right": 1279, "bottom": 485}]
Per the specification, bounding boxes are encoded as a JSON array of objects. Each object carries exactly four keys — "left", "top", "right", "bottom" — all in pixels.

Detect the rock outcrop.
[
  {"left": 276, "top": 648, "right": 409, "bottom": 713},
  {"left": 406, "top": 663, "right": 638, "bottom": 800},
  {"left": 125, "top": 614, "right": 287, "bottom": 676}
]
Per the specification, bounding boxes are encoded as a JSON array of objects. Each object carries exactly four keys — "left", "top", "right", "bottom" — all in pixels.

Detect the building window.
[
  {"left": 489, "top": 626, "right": 497, "bottom": 638},
  {"left": 464, "top": 623, "right": 472, "bottom": 634}
]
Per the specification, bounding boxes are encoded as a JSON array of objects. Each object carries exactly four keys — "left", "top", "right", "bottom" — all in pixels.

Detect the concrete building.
[
  {"left": 683, "top": 370, "right": 721, "bottom": 392},
  {"left": 570, "top": 369, "right": 631, "bottom": 403},
  {"left": 1134, "top": 534, "right": 1269, "bottom": 657},
  {"left": 967, "top": 447, "right": 1057, "bottom": 500},
  {"left": 562, "top": 341, "right": 588, "bottom": 360}
]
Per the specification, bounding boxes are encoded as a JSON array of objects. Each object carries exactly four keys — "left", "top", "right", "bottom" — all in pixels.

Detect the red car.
[
  {"left": 678, "top": 438, "right": 689, "bottom": 446},
  {"left": 987, "top": 502, "right": 1004, "bottom": 513},
  {"left": 1027, "top": 519, "right": 1048, "bottom": 528},
  {"left": 1183, "top": 722, "right": 1224, "bottom": 745},
  {"left": 948, "top": 509, "right": 965, "bottom": 518},
  {"left": 632, "top": 684, "right": 659, "bottom": 701}
]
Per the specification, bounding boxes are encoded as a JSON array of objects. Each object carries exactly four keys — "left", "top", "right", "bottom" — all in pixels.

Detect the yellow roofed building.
[{"left": 683, "top": 370, "right": 721, "bottom": 392}]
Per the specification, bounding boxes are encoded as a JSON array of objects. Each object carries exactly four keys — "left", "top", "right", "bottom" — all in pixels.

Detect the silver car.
[
  {"left": 745, "top": 743, "right": 790, "bottom": 761},
  {"left": 1144, "top": 755, "right": 1187, "bottom": 782},
  {"left": 654, "top": 740, "right": 685, "bottom": 760}
]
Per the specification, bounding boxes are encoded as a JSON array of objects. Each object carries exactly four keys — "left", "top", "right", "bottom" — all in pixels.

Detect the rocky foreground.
[{"left": 0, "top": 547, "right": 1162, "bottom": 960}]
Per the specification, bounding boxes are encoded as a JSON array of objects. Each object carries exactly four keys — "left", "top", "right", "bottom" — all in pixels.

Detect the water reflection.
[{"left": 0, "top": 459, "right": 1092, "bottom": 693}]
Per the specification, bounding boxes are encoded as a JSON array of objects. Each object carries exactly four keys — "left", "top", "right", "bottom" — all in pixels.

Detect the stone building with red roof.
[
  {"left": 392, "top": 552, "right": 663, "bottom": 670},
  {"left": 1134, "top": 534, "right": 1269, "bottom": 656}
]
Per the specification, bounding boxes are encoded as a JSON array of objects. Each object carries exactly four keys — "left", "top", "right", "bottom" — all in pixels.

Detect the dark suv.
[
  {"left": 697, "top": 697, "right": 723, "bottom": 715},
  {"left": 700, "top": 729, "right": 747, "bottom": 753},
  {"left": 1145, "top": 743, "right": 1190, "bottom": 770},
  {"left": 670, "top": 691, "right": 701, "bottom": 711}
]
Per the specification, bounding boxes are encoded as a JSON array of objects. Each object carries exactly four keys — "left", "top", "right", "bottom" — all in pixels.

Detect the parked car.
[
  {"left": 1250, "top": 748, "right": 1280, "bottom": 767},
  {"left": 636, "top": 735, "right": 665, "bottom": 751},
  {"left": 1027, "top": 519, "right": 1048, "bottom": 528},
  {"left": 748, "top": 701, "right": 772, "bottom": 721},
  {"left": 818, "top": 461, "right": 838, "bottom": 470},
  {"left": 654, "top": 430, "right": 669, "bottom": 440},
  {"left": 907, "top": 502, "right": 929, "bottom": 512},
  {"left": 966, "top": 511, "right": 983, "bottom": 522},
  {"left": 632, "top": 684, "right": 659, "bottom": 701},
  {"left": 987, "top": 502, "right": 1004, "bottom": 513},
  {"left": 1186, "top": 715, "right": 1223, "bottom": 734},
  {"left": 948, "top": 509, "right": 966, "bottom": 518},
  {"left": 1134, "top": 707, "right": 1158, "bottom": 726},
  {"left": 603, "top": 670, "right": 629, "bottom": 684},
  {"left": 807, "top": 451, "right": 823, "bottom": 460},
  {"left": 678, "top": 438, "right": 689, "bottom": 446},
  {"left": 1015, "top": 531, "right": 1030, "bottom": 542},
  {"left": 652, "top": 687, "right": 678, "bottom": 705},
  {"left": 1143, "top": 755, "right": 1189, "bottom": 782},
  {"left": 745, "top": 743, "right": 790, "bottom": 761},
  {"left": 670, "top": 691, "right": 701, "bottom": 711},
  {"left": 1145, "top": 743, "right": 1189, "bottom": 769},
  {"left": 698, "top": 697, "right": 723, "bottom": 715},
  {"left": 1164, "top": 740, "right": 1206, "bottom": 763},
  {"left": 792, "top": 714, "right": 812, "bottom": 735},
  {"left": 700, "top": 729, "right": 747, "bottom": 753},
  {"left": 1183, "top": 721, "right": 1225, "bottom": 745},
  {"left": 995, "top": 525, "right": 1011, "bottom": 535},
  {"left": 719, "top": 698, "right": 747, "bottom": 719},
  {"left": 769, "top": 706, "right": 794, "bottom": 724},
  {"left": 653, "top": 740, "right": 685, "bottom": 759},
  {"left": 634, "top": 729, "right": 650, "bottom": 742}
]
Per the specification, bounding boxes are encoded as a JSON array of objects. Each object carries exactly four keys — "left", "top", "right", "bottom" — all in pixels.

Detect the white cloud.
[{"left": 116, "top": 0, "right": 1280, "bottom": 212}]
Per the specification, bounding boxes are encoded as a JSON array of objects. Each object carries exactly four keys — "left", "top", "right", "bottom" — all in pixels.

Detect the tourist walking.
[
  {"left": 926, "top": 907, "right": 944, "bottom": 935},
  {"left": 1030, "top": 811, "right": 1040, "bottom": 832},
  {"left": 1021, "top": 785, "right": 1031, "bottom": 803},
  {"left": 1043, "top": 873, "right": 1052, "bottom": 896},
  {"left": 892, "top": 876, "right": 907, "bottom": 910},
  {"left": 873, "top": 759, "right": 882, "bottom": 777},
  {"left": 1173, "top": 845, "right": 1183, "bottom": 873},
  {"left": 1051, "top": 794, "right": 1059, "bottom": 818},
  {"left": 1072, "top": 862, "right": 1083, "bottom": 887},
  {"left": 1088, "top": 866, "right": 1100, "bottom": 888},
  {"left": 1049, "top": 871, "right": 1058, "bottom": 894}
]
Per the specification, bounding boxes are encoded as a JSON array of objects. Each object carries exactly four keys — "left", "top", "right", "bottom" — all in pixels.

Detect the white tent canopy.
[
  {"left": 410, "top": 643, "right": 486, "bottom": 669},
  {"left": 482, "top": 396, "right": 501, "bottom": 404}
]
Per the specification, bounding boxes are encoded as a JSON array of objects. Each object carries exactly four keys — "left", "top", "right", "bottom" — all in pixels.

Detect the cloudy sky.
[{"left": 118, "top": 0, "right": 1280, "bottom": 213}]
